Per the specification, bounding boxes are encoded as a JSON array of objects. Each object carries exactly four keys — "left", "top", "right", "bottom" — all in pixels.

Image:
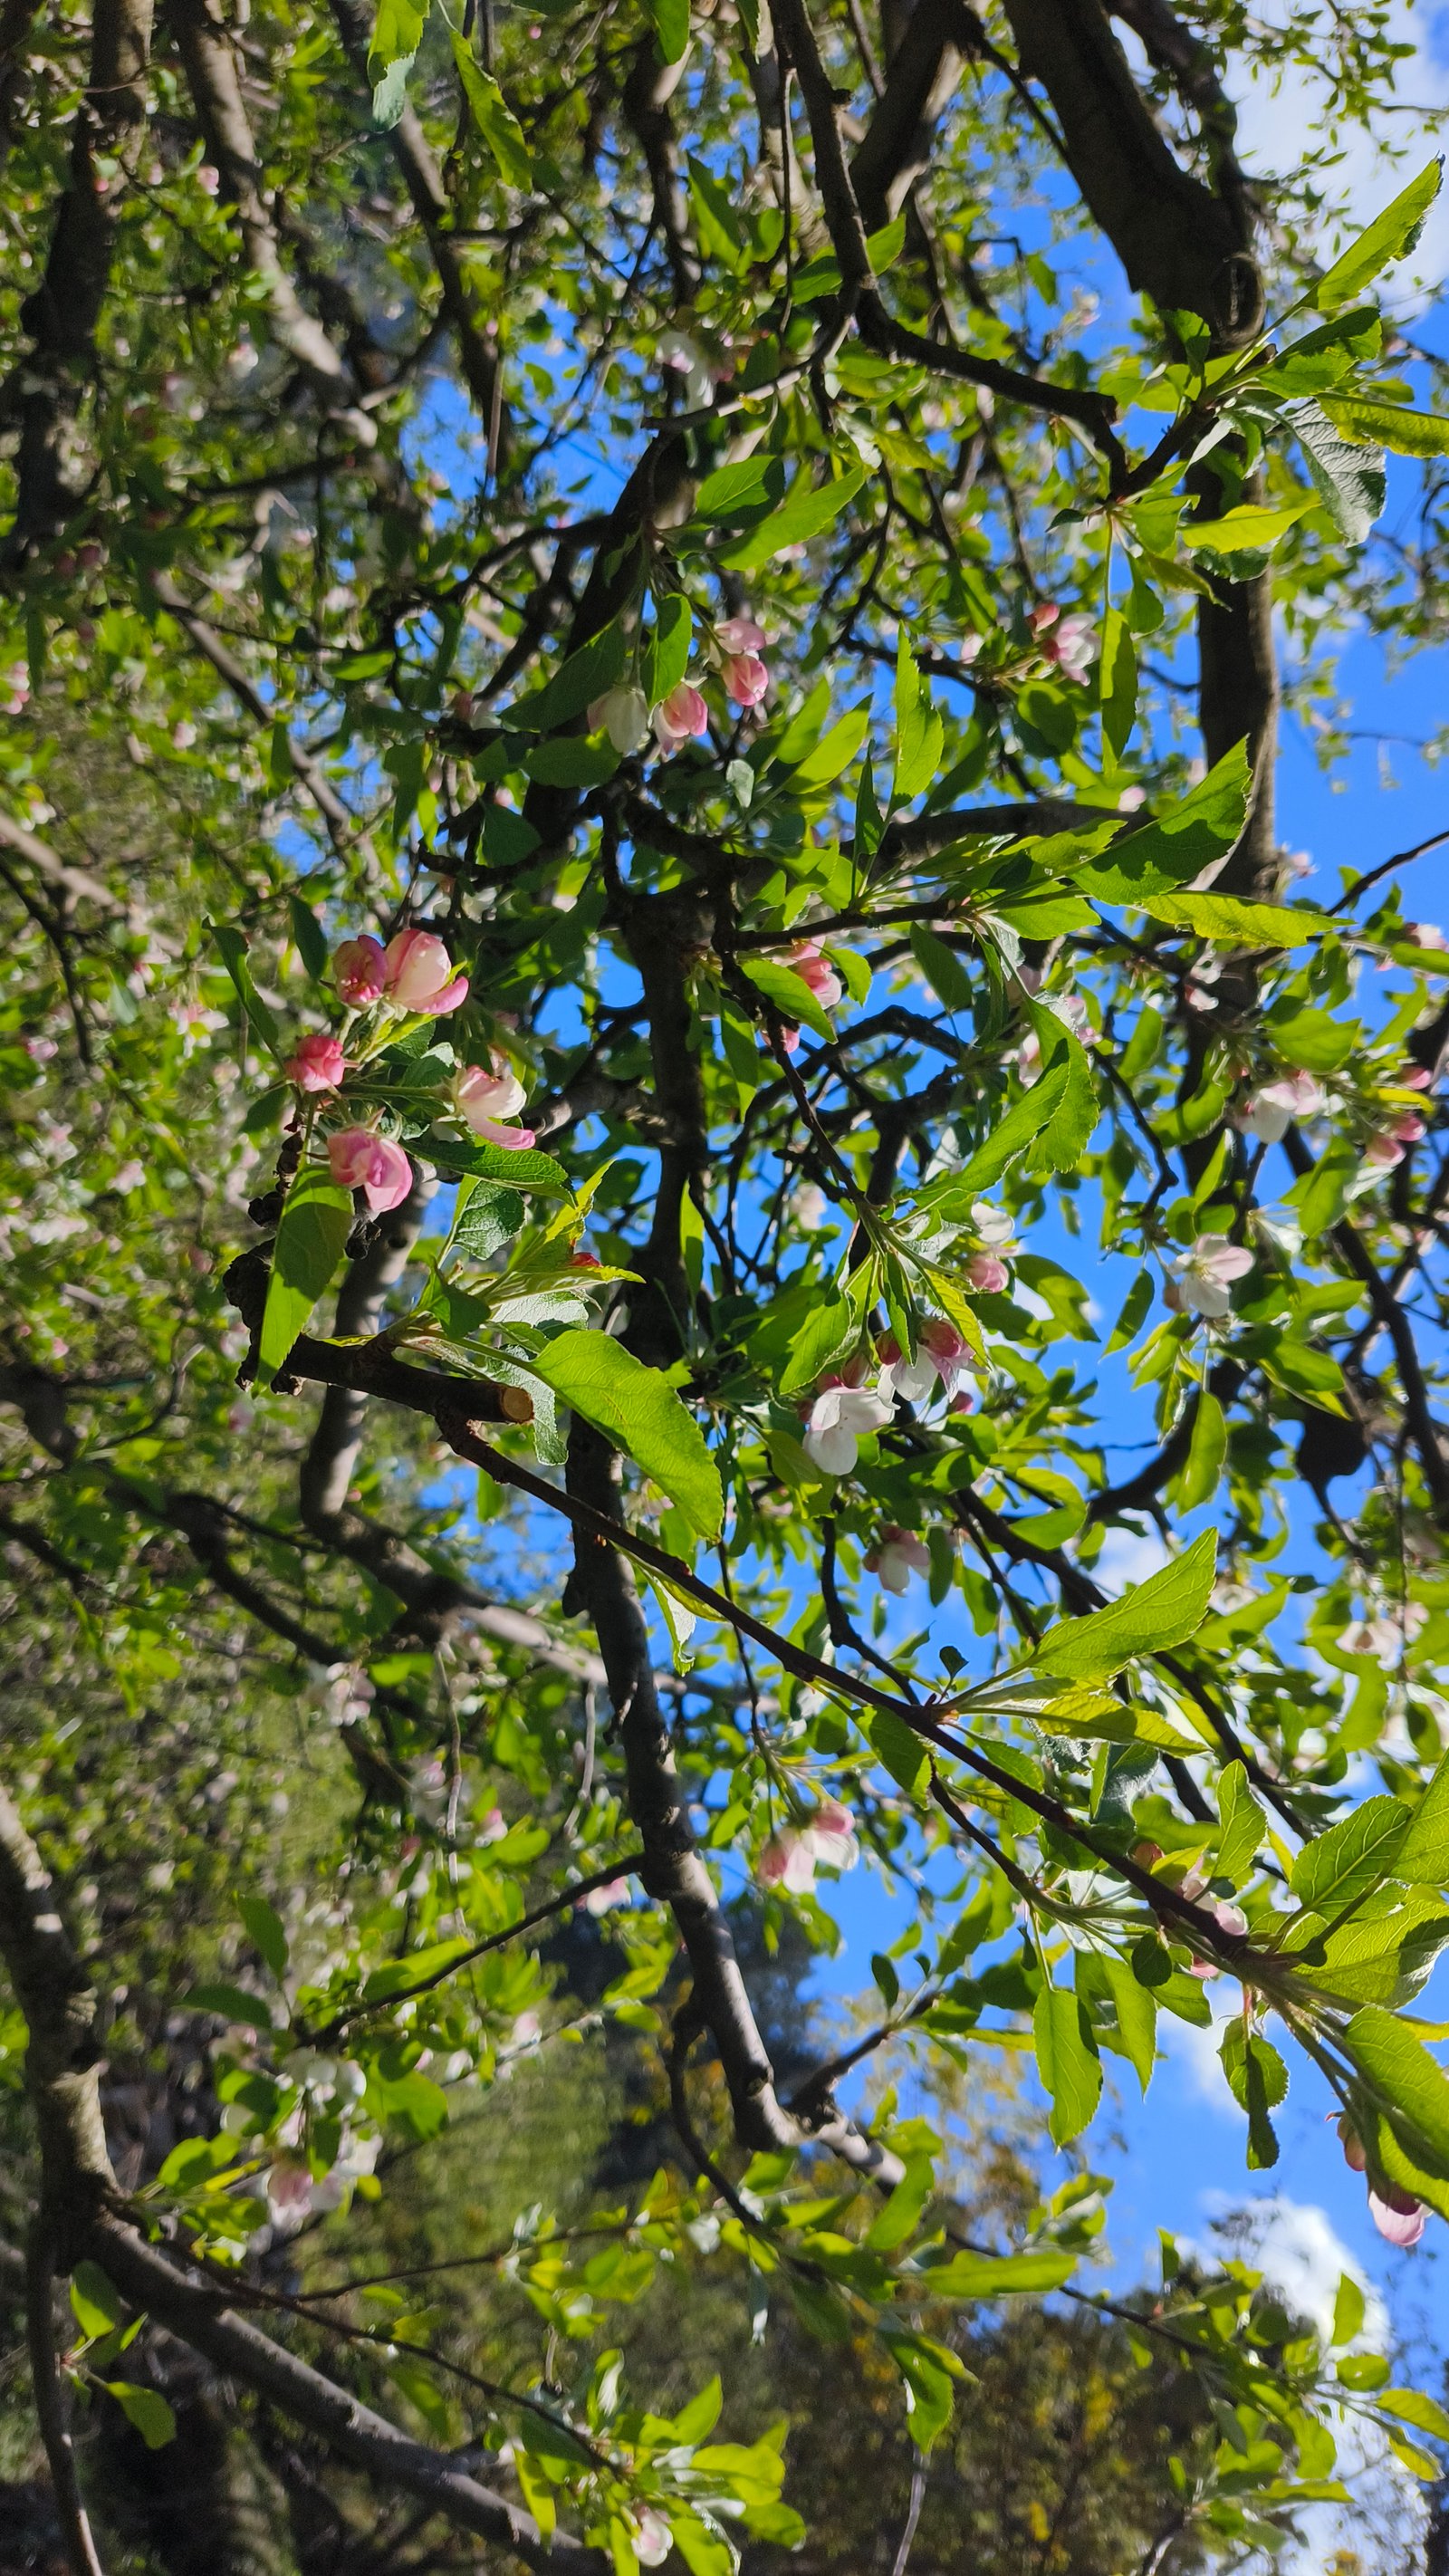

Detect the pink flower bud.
[
  {"left": 382, "top": 928, "right": 468, "bottom": 1014},
  {"left": 1369, "top": 2183, "right": 1425, "bottom": 2247},
  {"left": 454, "top": 1057, "right": 527, "bottom": 1128},
  {"left": 465, "top": 1117, "right": 537, "bottom": 1151},
  {"left": 723, "top": 651, "right": 769, "bottom": 706},
  {"left": 788, "top": 941, "right": 843, "bottom": 1009},
  {"left": 334, "top": 935, "right": 387, "bottom": 1006},
  {"left": 286, "top": 1032, "right": 347, "bottom": 1093},
  {"left": 1337, "top": 2116, "right": 1367, "bottom": 2173},
  {"left": 652, "top": 682, "right": 709, "bottom": 749},
  {"left": 716, "top": 615, "right": 766, "bottom": 654},
  {"left": 965, "top": 1252, "right": 1008, "bottom": 1293},
  {"left": 326, "top": 1128, "right": 414, "bottom": 1213}
]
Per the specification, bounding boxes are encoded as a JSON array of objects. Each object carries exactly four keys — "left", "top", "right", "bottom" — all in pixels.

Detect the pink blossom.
[
  {"left": 1370, "top": 2184, "right": 1426, "bottom": 2247},
  {"left": 878, "top": 1316, "right": 967, "bottom": 1406},
  {"left": 716, "top": 615, "right": 765, "bottom": 654},
  {"left": 865, "top": 1526, "right": 931, "bottom": 1594},
  {"left": 581, "top": 1876, "right": 630, "bottom": 1917},
  {"left": 478, "top": 1806, "right": 507, "bottom": 1844},
  {"left": 286, "top": 1032, "right": 347, "bottom": 1093},
  {"left": 1167, "top": 1235, "right": 1253, "bottom": 1319},
  {"left": 652, "top": 682, "right": 709, "bottom": 749},
  {"left": 467, "top": 1117, "right": 537, "bottom": 1151},
  {"left": 965, "top": 1251, "right": 1008, "bottom": 1293},
  {"left": 1029, "top": 601, "right": 1094, "bottom": 682},
  {"left": 382, "top": 927, "right": 468, "bottom": 1015},
  {"left": 802, "top": 1380, "right": 891, "bottom": 1474},
  {"left": 1400, "top": 1064, "right": 1434, "bottom": 1091},
  {"left": 1338, "top": 2117, "right": 1368, "bottom": 2174},
  {"left": 723, "top": 651, "right": 769, "bottom": 706},
  {"left": 326, "top": 1128, "right": 413, "bottom": 1213},
  {"left": 760, "top": 1830, "right": 818, "bottom": 1894},
  {"left": 1405, "top": 921, "right": 1447, "bottom": 952},
  {"left": 788, "top": 941, "right": 843, "bottom": 1009},
  {"left": 759, "top": 1800, "right": 859, "bottom": 1893},
  {"left": 23, "top": 1034, "right": 57, "bottom": 1062},
  {"left": 1234, "top": 1070, "right": 1326, "bottom": 1143},
  {"left": 454, "top": 1056, "right": 527, "bottom": 1128},
  {"left": 632, "top": 2509, "right": 672, "bottom": 2567},
  {"left": 334, "top": 935, "right": 388, "bottom": 1006}
]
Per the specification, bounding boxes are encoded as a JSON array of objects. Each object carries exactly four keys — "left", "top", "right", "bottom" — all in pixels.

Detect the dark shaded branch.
[
  {"left": 2, "top": 0, "right": 155, "bottom": 561},
  {"left": 166, "top": 0, "right": 375, "bottom": 439}
]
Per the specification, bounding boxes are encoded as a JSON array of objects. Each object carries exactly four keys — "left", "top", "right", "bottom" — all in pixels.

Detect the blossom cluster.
[
  {"left": 279, "top": 927, "right": 535, "bottom": 1212},
  {"left": 587, "top": 609, "right": 771, "bottom": 757}
]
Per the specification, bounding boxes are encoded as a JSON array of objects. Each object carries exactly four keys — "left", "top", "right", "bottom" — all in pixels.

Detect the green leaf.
[
  {"left": 1216, "top": 1761, "right": 1266, "bottom": 1887},
  {"left": 446, "top": 1176, "right": 526, "bottom": 1264},
  {"left": 930, "top": 2245, "right": 1077, "bottom": 2298},
  {"left": 641, "top": 592, "right": 692, "bottom": 705},
  {"left": 1290, "top": 1795, "right": 1406, "bottom": 1919},
  {"left": 523, "top": 737, "right": 618, "bottom": 786},
  {"left": 1397, "top": 1754, "right": 1449, "bottom": 1886},
  {"left": 1023, "top": 1033, "right": 1098, "bottom": 1175},
  {"left": 531, "top": 1330, "right": 722, "bottom": 1538},
  {"left": 1176, "top": 1389, "right": 1225, "bottom": 1512},
  {"left": 1347, "top": 2004, "right": 1449, "bottom": 2173},
  {"left": 892, "top": 630, "right": 943, "bottom": 803},
  {"left": 1292, "top": 398, "right": 1387, "bottom": 544},
  {"left": 360, "top": 1937, "right": 473, "bottom": 2001},
  {"left": 1319, "top": 392, "right": 1449, "bottom": 458},
  {"left": 260, "top": 1168, "right": 356, "bottom": 1381},
  {"left": 421, "top": 1130, "right": 569, "bottom": 1194},
  {"left": 788, "top": 704, "right": 871, "bottom": 790},
  {"left": 1331, "top": 2273, "right": 1366, "bottom": 2345},
  {"left": 1033, "top": 1985, "right": 1101, "bottom": 2146},
  {"left": 70, "top": 2263, "right": 124, "bottom": 2341},
  {"left": 1312, "top": 159, "right": 1442, "bottom": 310},
  {"left": 1261, "top": 307, "right": 1382, "bottom": 395},
  {"left": 924, "top": 1062, "right": 1070, "bottom": 1205},
  {"left": 865, "top": 2153, "right": 936, "bottom": 2250},
  {"left": 238, "top": 1895, "right": 289, "bottom": 1979},
  {"left": 1220, "top": 2024, "right": 1287, "bottom": 2168},
  {"left": 646, "top": 0, "right": 690, "bottom": 63},
  {"left": 719, "top": 465, "right": 867, "bottom": 572},
  {"left": 1099, "top": 1954, "right": 1156, "bottom": 2094},
  {"left": 1132, "top": 891, "right": 1322, "bottom": 947},
  {"left": 1380, "top": 2388, "right": 1449, "bottom": 2446},
  {"left": 287, "top": 893, "right": 331, "bottom": 983},
  {"left": 446, "top": 29, "right": 532, "bottom": 185},
  {"left": 1263, "top": 1001, "right": 1358, "bottom": 1072},
  {"left": 1183, "top": 500, "right": 1314, "bottom": 553},
  {"left": 861, "top": 1706, "right": 929, "bottom": 1798},
  {"left": 1032, "top": 1531, "right": 1217, "bottom": 1680},
  {"left": 669, "top": 2512, "right": 733, "bottom": 2576},
  {"left": 187, "top": 1982, "right": 275, "bottom": 2028},
  {"left": 209, "top": 919, "right": 282, "bottom": 1062},
  {"left": 1099, "top": 605, "right": 1137, "bottom": 763},
  {"left": 503, "top": 621, "right": 628, "bottom": 733},
  {"left": 1072, "top": 745, "right": 1251, "bottom": 905},
  {"left": 738, "top": 955, "right": 835, "bottom": 1041},
  {"left": 1105, "top": 1271, "right": 1153, "bottom": 1353},
  {"left": 908, "top": 925, "right": 974, "bottom": 1013},
  {"left": 106, "top": 2382, "right": 177, "bottom": 2449},
  {"left": 887, "top": 2333, "right": 959, "bottom": 2452},
  {"left": 778, "top": 1293, "right": 856, "bottom": 1398},
  {"left": 692, "top": 454, "right": 784, "bottom": 523},
  {"left": 369, "top": 0, "right": 427, "bottom": 72}
]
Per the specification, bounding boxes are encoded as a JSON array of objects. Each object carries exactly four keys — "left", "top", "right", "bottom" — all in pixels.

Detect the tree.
[{"left": 3, "top": 0, "right": 1449, "bottom": 2563}]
